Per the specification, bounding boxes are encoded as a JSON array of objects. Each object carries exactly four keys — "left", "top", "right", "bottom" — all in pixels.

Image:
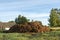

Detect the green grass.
[{"left": 0, "top": 31, "right": 60, "bottom": 40}]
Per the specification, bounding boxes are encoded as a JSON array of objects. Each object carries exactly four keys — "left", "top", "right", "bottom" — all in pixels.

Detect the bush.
[{"left": 15, "top": 15, "right": 29, "bottom": 24}]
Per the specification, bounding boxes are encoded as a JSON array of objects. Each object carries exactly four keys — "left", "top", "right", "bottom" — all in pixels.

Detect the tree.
[
  {"left": 48, "top": 8, "right": 60, "bottom": 27},
  {"left": 15, "top": 15, "right": 30, "bottom": 24},
  {"left": 8, "top": 21, "right": 14, "bottom": 23}
]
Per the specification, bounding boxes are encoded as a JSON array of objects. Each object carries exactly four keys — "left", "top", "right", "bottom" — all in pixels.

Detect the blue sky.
[{"left": 0, "top": 0, "right": 60, "bottom": 25}]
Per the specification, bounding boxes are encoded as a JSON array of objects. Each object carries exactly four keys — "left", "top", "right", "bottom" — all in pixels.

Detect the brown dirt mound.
[{"left": 8, "top": 21, "right": 50, "bottom": 33}]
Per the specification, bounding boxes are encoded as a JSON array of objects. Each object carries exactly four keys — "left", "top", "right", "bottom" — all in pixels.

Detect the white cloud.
[
  {"left": 0, "top": 0, "right": 60, "bottom": 11},
  {"left": 0, "top": 11, "right": 49, "bottom": 25},
  {"left": 19, "top": 12, "right": 50, "bottom": 18},
  {"left": 0, "top": 11, "right": 49, "bottom": 18}
]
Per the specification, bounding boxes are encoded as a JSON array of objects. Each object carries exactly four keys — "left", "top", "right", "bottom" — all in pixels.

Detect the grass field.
[{"left": 0, "top": 31, "right": 60, "bottom": 40}]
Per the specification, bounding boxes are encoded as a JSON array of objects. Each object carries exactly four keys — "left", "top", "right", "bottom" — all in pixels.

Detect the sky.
[{"left": 0, "top": 0, "right": 60, "bottom": 25}]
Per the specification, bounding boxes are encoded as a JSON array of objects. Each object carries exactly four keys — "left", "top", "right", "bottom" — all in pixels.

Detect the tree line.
[{"left": 49, "top": 8, "right": 60, "bottom": 27}]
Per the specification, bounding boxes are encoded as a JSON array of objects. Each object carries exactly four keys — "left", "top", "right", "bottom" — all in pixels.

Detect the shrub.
[{"left": 15, "top": 15, "right": 29, "bottom": 24}]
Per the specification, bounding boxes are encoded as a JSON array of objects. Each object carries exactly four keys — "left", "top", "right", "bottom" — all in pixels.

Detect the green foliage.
[
  {"left": 48, "top": 8, "right": 60, "bottom": 27},
  {"left": 1, "top": 31, "right": 60, "bottom": 40},
  {"left": 15, "top": 15, "right": 30, "bottom": 24},
  {"left": 8, "top": 21, "right": 14, "bottom": 23}
]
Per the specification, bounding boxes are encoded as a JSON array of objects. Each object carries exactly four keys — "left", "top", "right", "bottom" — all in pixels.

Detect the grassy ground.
[{"left": 0, "top": 31, "right": 60, "bottom": 40}]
